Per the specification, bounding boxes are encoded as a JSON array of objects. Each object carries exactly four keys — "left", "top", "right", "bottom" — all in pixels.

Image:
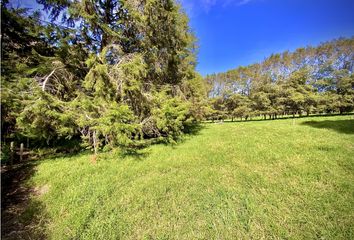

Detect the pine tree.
[{"left": 4, "top": 0, "right": 205, "bottom": 153}]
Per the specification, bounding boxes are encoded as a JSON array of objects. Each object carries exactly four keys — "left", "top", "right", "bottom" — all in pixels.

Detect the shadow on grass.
[
  {"left": 1, "top": 161, "right": 47, "bottom": 239},
  {"left": 168, "top": 123, "right": 206, "bottom": 148},
  {"left": 204, "top": 113, "right": 354, "bottom": 124},
  {"left": 126, "top": 123, "right": 205, "bottom": 152},
  {"left": 301, "top": 119, "right": 354, "bottom": 134},
  {"left": 17, "top": 123, "right": 206, "bottom": 164},
  {"left": 118, "top": 149, "right": 151, "bottom": 161},
  {"left": 184, "top": 123, "right": 205, "bottom": 136}
]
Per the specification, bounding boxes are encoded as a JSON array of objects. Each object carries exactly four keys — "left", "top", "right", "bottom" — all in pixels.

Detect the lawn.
[{"left": 23, "top": 115, "right": 354, "bottom": 239}]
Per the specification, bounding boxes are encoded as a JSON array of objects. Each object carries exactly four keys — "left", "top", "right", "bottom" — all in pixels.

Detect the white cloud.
[
  {"left": 183, "top": 0, "right": 217, "bottom": 14},
  {"left": 237, "top": 0, "right": 252, "bottom": 6},
  {"left": 237, "top": 0, "right": 251, "bottom": 6},
  {"left": 223, "top": 0, "right": 254, "bottom": 7},
  {"left": 202, "top": 0, "right": 217, "bottom": 12},
  {"left": 179, "top": 0, "right": 256, "bottom": 17}
]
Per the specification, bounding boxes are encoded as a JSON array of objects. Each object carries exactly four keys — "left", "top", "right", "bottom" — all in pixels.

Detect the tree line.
[
  {"left": 1, "top": 0, "right": 207, "bottom": 154},
  {"left": 204, "top": 38, "right": 354, "bottom": 121},
  {"left": 1, "top": 0, "right": 353, "bottom": 157}
]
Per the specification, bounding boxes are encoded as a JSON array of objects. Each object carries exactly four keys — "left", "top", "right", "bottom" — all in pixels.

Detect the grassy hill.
[{"left": 19, "top": 115, "right": 354, "bottom": 239}]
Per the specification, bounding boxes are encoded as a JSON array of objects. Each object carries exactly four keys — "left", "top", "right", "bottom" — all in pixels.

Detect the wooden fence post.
[
  {"left": 10, "top": 142, "right": 14, "bottom": 165},
  {"left": 20, "top": 143, "right": 24, "bottom": 162}
]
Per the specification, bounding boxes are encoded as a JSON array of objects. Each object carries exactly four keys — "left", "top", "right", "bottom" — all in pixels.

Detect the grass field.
[{"left": 22, "top": 115, "right": 354, "bottom": 239}]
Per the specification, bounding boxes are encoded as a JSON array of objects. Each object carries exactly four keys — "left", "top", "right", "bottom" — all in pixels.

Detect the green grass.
[{"left": 25, "top": 115, "right": 354, "bottom": 239}]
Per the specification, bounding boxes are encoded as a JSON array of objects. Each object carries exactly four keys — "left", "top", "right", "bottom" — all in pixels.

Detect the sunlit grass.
[{"left": 26, "top": 115, "right": 354, "bottom": 239}]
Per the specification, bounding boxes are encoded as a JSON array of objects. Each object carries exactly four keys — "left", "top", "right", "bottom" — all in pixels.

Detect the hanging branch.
[{"left": 42, "top": 68, "right": 61, "bottom": 92}]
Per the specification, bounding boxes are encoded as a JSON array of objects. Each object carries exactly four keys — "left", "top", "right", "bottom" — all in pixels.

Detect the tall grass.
[{"left": 24, "top": 115, "right": 354, "bottom": 239}]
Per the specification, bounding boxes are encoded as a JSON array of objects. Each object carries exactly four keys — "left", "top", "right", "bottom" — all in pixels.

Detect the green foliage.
[
  {"left": 17, "top": 90, "right": 77, "bottom": 142},
  {"left": 0, "top": 144, "right": 11, "bottom": 164},
  {"left": 182, "top": 74, "right": 209, "bottom": 120},
  {"left": 151, "top": 89, "right": 191, "bottom": 142},
  {"left": 1, "top": 0, "right": 206, "bottom": 153}
]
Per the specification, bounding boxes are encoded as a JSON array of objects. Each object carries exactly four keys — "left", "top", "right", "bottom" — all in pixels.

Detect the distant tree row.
[
  {"left": 204, "top": 38, "right": 354, "bottom": 121},
  {"left": 1, "top": 0, "right": 207, "bottom": 153}
]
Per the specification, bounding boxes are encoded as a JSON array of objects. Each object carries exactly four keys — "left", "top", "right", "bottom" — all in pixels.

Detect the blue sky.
[
  {"left": 10, "top": 0, "right": 354, "bottom": 76},
  {"left": 180, "top": 0, "right": 354, "bottom": 75}
]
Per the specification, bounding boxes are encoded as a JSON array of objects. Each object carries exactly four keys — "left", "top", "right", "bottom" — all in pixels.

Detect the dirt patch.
[
  {"left": 33, "top": 185, "right": 50, "bottom": 196},
  {"left": 1, "top": 163, "right": 46, "bottom": 239}
]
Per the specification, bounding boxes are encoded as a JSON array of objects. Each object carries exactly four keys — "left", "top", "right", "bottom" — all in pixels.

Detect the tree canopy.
[
  {"left": 204, "top": 38, "right": 354, "bottom": 121},
  {"left": 1, "top": 0, "right": 207, "bottom": 153}
]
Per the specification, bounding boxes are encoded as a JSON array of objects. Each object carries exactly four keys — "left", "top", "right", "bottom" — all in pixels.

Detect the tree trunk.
[
  {"left": 10, "top": 142, "right": 14, "bottom": 165},
  {"left": 20, "top": 143, "right": 24, "bottom": 162},
  {"left": 93, "top": 131, "right": 98, "bottom": 155},
  {"left": 91, "top": 131, "right": 98, "bottom": 164}
]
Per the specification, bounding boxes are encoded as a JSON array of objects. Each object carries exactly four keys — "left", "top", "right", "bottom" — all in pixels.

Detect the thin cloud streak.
[
  {"left": 180, "top": 0, "right": 256, "bottom": 17},
  {"left": 238, "top": 0, "right": 252, "bottom": 6}
]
